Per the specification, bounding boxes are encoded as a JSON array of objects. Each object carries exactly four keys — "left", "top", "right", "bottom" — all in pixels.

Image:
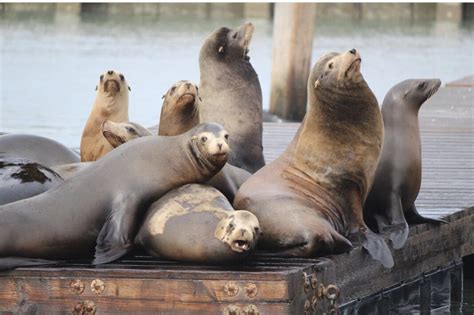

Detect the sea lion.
[
  {"left": 53, "top": 120, "right": 152, "bottom": 180},
  {"left": 234, "top": 49, "right": 394, "bottom": 268},
  {"left": 0, "top": 123, "right": 229, "bottom": 270},
  {"left": 364, "top": 79, "right": 444, "bottom": 249},
  {"left": 80, "top": 70, "right": 130, "bottom": 162},
  {"left": 0, "top": 134, "right": 79, "bottom": 167},
  {"left": 0, "top": 154, "right": 63, "bottom": 205},
  {"left": 199, "top": 22, "right": 265, "bottom": 174},
  {"left": 158, "top": 80, "right": 200, "bottom": 136},
  {"left": 135, "top": 184, "right": 260, "bottom": 263}
]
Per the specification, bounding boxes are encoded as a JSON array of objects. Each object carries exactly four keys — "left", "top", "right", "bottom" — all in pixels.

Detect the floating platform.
[{"left": 0, "top": 85, "right": 472, "bottom": 314}]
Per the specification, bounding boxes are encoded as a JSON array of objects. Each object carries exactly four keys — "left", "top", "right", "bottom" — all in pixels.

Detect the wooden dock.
[{"left": 0, "top": 85, "right": 472, "bottom": 313}]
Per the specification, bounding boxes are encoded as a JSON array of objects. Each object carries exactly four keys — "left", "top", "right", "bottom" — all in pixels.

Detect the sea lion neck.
[
  {"left": 187, "top": 138, "right": 221, "bottom": 179},
  {"left": 200, "top": 58, "right": 258, "bottom": 90},
  {"left": 95, "top": 91, "right": 129, "bottom": 118}
]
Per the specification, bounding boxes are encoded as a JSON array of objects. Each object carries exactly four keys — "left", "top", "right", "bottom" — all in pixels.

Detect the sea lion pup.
[
  {"left": 135, "top": 184, "right": 260, "bottom": 263},
  {"left": 0, "top": 153, "right": 63, "bottom": 205},
  {"left": 0, "top": 123, "right": 229, "bottom": 270},
  {"left": 80, "top": 70, "right": 130, "bottom": 162},
  {"left": 199, "top": 22, "right": 265, "bottom": 174},
  {"left": 234, "top": 49, "right": 394, "bottom": 268},
  {"left": 0, "top": 134, "right": 79, "bottom": 167},
  {"left": 364, "top": 79, "right": 444, "bottom": 250},
  {"left": 53, "top": 120, "right": 152, "bottom": 180},
  {"left": 158, "top": 80, "right": 200, "bottom": 136}
]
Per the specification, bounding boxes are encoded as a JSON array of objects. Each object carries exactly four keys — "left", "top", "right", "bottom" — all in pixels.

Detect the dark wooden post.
[{"left": 269, "top": 3, "right": 316, "bottom": 121}]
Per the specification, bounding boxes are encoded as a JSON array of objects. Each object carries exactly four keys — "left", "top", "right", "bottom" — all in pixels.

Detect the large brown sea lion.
[
  {"left": 234, "top": 49, "right": 394, "bottom": 268},
  {"left": 135, "top": 184, "right": 260, "bottom": 263},
  {"left": 199, "top": 22, "right": 265, "bottom": 174},
  {"left": 80, "top": 70, "right": 130, "bottom": 162},
  {"left": 364, "top": 79, "right": 444, "bottom": 249},
  {"left": 0, "top": 134, "right": 79, "bottom": 167},
  {"left": 0, "top": 153, "right": 63, "bottom": 205},
  {"left": 0, "top": 123, "right": 229, "bottom": 270},
  {"left": 158, "top": 80, "right": 200, "bottom": 136}
]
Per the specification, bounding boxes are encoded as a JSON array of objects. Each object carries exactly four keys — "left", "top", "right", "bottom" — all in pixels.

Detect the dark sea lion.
[
  {"left": 53, "top": 120, "right": 152, "bottom": 180},
  {"left": 135, "top": 184, "right": 260, "bottom": 263},
  {"left": 158, "top": 80, "right": 200, "bottom": 136},
  {"left": 364, "top": 79, "right": 444, "bottom": 249},
  {"left": 0, "top": 134, "right": 79, "bottom": 167},
  {"left": 0, "top": 153, "right": 63, "bottom": 205},
  {"left": 234, "top": 49, "right": 394, "bottom": 268},
  {"left": 0, "top": 123, "right": 229, "bottom": 270},
  {"left": 80, "top": 70, "right": 130, "bottom": 162},
  {"left": 199, "top": 22, "right": 265, "bottom": 174}
]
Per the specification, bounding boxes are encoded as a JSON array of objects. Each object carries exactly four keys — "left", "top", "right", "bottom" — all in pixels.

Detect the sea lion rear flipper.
[
  {"left": 374, "top": 195, "right": 409, "bottom": 250},
  {"left": 349, "top": 229, "right": 394, "bottom": 268},
  {"left": 93, "top": 196, "right": 139, "bottom": 265},
  {"left": 405, "top": 204, "right": 447, "bottom": 225},
  {"left": 0, "top": 257, "right": 59, "bottom": 271}
]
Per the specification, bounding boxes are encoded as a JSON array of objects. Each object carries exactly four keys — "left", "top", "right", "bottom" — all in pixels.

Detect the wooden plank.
[{"left": 269, "top": 3, "right": 316, "bottom": 120}]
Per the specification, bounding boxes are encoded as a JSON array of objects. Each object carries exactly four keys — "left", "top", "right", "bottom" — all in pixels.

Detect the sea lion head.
[
  {"left": 200, "top": 22, "right": 254, "bottom": 64},
  {"left": 96, "top": 70, "right": 131, "bottom": 97},
  {"left": 162, "top": 80, "right": 200, "bottom": 113},
  {"left": 190, "top": 123, "right": 229, "bottom": 170},
  {"left": 311, "top": 48, "right": 364, "bottom": 92},
  {"left": 385, "top": 79, "right": 441, "bottom": 110},
  {"left": 101, "top": 120, "right": 152, "bottom": 148},
  {"left": 215, "top": 211, "right": 260, "bottom": 253}
]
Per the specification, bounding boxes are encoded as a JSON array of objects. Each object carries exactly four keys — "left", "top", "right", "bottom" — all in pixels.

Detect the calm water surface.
[
  {"left": 1, "top": 12, "right": 473, "bottom": 146},
  {"left": 1, "top": 10, "right": 474, "bottom": 312}
]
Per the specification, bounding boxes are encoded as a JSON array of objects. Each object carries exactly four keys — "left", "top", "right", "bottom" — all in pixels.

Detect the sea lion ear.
[
  {"left": 95, "top": 85, "right": 98, "bottom": 91},
  {"left": 218, "top": 46, "right": 224, "bottom": 54},
  {"left": 314, "top": 80, "right": 320, "bottom": 89},
  {"left": 161, "top": 94, "right": 166, "bottom": 99},
  {"left": 128, "top": 86, "right": 131, "bottom": 92}
]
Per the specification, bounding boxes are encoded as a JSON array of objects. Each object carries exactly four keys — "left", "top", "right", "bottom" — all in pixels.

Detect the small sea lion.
[
  {"left": 0, "top": 153, "right": 63, "bottom": 205},
  {"left": 0, "top": 123, "right": 229, "bottom": 270},
  {"left": 53, "top": 120, "right": 152, "bottom": 180},
  {"left": 0, "top": 134, "right": 79, "bottom": 167},
  {"left": 199, "top": 22, "right": 265, "bottom": 174},
  {"left": 235, "top": 49, "right": 394, "bottom": 268},
  {"left": 158, "top": 80, "right": 200, "bottom": 136},
  {"left": 364, "top": 79, "right": 444, "bottom": 249},
  {"left": 80, "top": 70, "right": 130, "bottom": 162},
  {"left": 135, "top": 184, "right": 260, "bottom": 263}
]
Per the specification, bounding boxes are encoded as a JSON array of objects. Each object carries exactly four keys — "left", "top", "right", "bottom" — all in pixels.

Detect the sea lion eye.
[
  {"left": 201, "top": 136, "right": 207, "bottom": 143},
  {"left": 224, "top": 134, "right": 229, "bottom": 140},
  {"left": 328, "top": 62, "right": 334, "bottom": 69},
  {"left": 232, "top": 32, "right": 237, "bottom": 39},
  {"left": 126, "top": 127, "right": 136, "bottom": 134},
  {"left": 119, "top": 74, "right": 125, "bottom": 81},
  {"left": 418, "top": 82, "right": 426, "bottom": 90}
]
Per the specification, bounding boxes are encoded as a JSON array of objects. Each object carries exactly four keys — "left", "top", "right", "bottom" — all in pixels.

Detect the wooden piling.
[{"left": 269, "top": 3, "right": 316, "bottom": 121}]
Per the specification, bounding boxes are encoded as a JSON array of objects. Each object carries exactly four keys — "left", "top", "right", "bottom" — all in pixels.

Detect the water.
[{"left": 1, "top": 11, "right": 473, "bottom": 147}]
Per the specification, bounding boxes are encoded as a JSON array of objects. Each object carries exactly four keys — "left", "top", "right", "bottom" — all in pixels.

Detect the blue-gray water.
[{"left": 1, "top": 12, "right": 473, "bottom": 147}]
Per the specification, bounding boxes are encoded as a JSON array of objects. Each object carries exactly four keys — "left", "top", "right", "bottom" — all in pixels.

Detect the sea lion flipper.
[
  {"left": 405, "top": 204, "right": 447, "bottom": 225},
  {"left": 0, "top": 257, "right": 59, "bottom": 271},
  {"left": 374, "top": 195, "right": 409, "bottom": 250},
  {"left": 349, "top": 229, "right": 394, "bottom": 268},
  {"left": 93, "top": 196, "right": 138, "bottom": 265}
]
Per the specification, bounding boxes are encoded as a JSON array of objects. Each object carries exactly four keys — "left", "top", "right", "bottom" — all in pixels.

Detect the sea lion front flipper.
[
  {"left": 405, "top": 204, "right": 447, "bottom": 225},
  {"left": 374, "top": 194, "right": 409, "bottom": 250},
  {"left": 349, "top": 229, "right": 394, "bottom": 268},
  {"left": 93, "top": 195, "right": 139, "bottom": 265},
  {"left": 0, "top": 257, "right": 60, "bottom": 271}
]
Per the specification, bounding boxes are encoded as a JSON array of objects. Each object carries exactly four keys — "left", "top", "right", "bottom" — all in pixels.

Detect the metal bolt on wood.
[
  {"left": 70, "top": 279, "right": 85, "bottom": 295},
  {"left": 83, "top": 300, "right": 97, "bottom": 315},
  {"left": 244, "top": 283, "right": 258, "bottom": 298},
  {"left": 90, "top": 279, "right": 105, "bottom": 294},
  {"left": 303, "top": 272, "right": 311, "bottom": 293},
  {"left": 224, "top": 281, "right": 240, "bottom": 297},
  {"left": 223, "top": 304, "right": 241, "bottom": 315},
  {"left": 73, "top": 301, "right": 84, "bottom": 315},
  {"left": 242, "top": 304, "right": 260, "bottom": 315}
]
